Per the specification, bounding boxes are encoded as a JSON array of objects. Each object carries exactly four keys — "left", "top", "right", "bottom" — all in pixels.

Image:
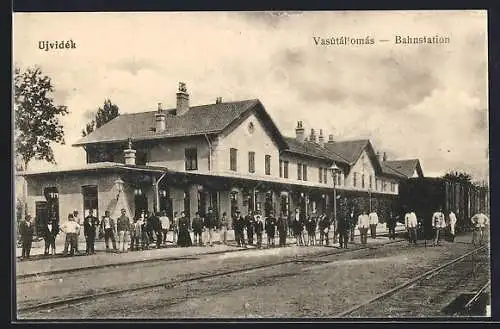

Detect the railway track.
[
  {"left": 334, "top": 244, "right": 489, "bottom": 317},
  {"left": 18, "top": 238, "right": 406, "bottom": 314},
  {"left": 18, "top": 230, "right": 406, "bottom": 282}
]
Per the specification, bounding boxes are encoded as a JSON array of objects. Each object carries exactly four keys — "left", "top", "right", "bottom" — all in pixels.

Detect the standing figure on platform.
[
  {"left": 159, "top": 210, "right": 170, "bottom": 246},
  {"left": 149, "top": 211, "right": 162, "bottom": 249},
  {"left": 116, "top": 208, "right": 130, "bottom": 252},
  {"left": 405, "top": 209, "right": 418, "bottom": 245},
  {"left": 100, "top": 210, "right": 117, "bottom": 251},
  {"left": 254, "top": 212, "right": 264, "bottom": 248},
  {"left": 349, "top": 206, "right": 356, "bottom": 242},
  {"left": 83, "top": 209, "right": 99, "bottom": 255},
  {"left": 140, "top": 211, "right": 150, "bottom": 250},
  {"left": 204, "top": 208, "right": 216, "bottom": 247},
  {"left": 448, "top": 210, "right": 458, "bottom": 242},
  {"left": 61, "top": 213, "right": 80, "bottom": 256},
  {"left": 177, "top": 211, "right": 192, "bottom": 247},
  {"left": 387, "top": 210, "right": 397, "bottom": 240},
  {"left": 338, "top": 199, "right": 350, "bottom": 248},
  {"left": 245, "top": 210, "right": 255, "bottom": 246},
  {"left": 265, "top": 211, "right": 277, "bottom": 247},
  {"left": 306, "top": 212, "right": 317, "bottom": 246},
  {"left": 357, "top": 209, "right": 370, "bottom": 245},
  {"left": 293, "top": 208, "right": 303, "bottom": 246},
  {"left": 19, "top": 214, "right": 34, "bottom": 260},
  {"left": 277, "top": 212, "right": 288, "bottom": 247},
  {"left": 192, "top": 212, "right": 203, "bottom": 246},
  {"left": 368, "top": 209, "right": 379, "bottom": 239},
  {"left": 130, "top": 216, "right": 142, "bottom": 251},
  {"left": 171, "top": 211, "right": 180, "bottom": 245},
  {"left": 234, "top": 210, "right": 246, "bottom": 247},
  {"left": 72, "top": 210, "right": 81, "bottom": 253},
  {"left": 318, "top": 213, "right": 330, "bottom": 246},
  {"left": 432, "top": 208, "right": 445, "bottom": 246},
  {"left": 220, "top": 212, "right": 229, "bottom": 245},
  {"left": 43, "top": 217, "right": 59, "bottom": 256}
]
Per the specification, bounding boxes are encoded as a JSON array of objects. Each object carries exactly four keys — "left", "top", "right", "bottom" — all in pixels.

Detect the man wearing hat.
[
  {"left": 116, "top": 208, "right": 131, "bottom": 252},
  {"left": 19, "top": 214, "right": 34, "bottom": 260},
  {"left": 233, "top": 209, "right": 246, "bottom": 247},
  {"left": 204, "top": 207, "right": 216, "bottom": 247}
]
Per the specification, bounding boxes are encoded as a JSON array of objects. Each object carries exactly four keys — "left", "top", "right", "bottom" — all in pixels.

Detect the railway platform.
[{"left": 16, "top": 225, "right": 407, "bottom": 278}]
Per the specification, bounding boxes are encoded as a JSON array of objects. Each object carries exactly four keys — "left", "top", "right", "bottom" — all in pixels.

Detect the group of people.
[
  {"left": 402, "top": 207, "right": 490, "bottom": 247},
  {"left": 18, "top": 202, "right": 490, "bottom": 260}
]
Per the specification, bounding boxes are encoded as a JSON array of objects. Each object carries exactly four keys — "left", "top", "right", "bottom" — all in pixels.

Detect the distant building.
[{"left": 19, "top": 82, "right": 424, "bottom": 231}]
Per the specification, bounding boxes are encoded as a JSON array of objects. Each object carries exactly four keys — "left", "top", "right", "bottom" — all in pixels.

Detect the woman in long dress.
[{"left": 177, "top": 211, "right": 192, "bottom": 247}]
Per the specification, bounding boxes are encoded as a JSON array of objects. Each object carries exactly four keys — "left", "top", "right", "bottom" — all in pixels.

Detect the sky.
[{"left": 13, "top": 11, "right": 489, "bottom": 183}]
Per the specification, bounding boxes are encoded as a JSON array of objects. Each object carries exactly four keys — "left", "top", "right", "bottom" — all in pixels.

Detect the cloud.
[{"left": 13, "top": 11, "right": 489, "bottom": 181}]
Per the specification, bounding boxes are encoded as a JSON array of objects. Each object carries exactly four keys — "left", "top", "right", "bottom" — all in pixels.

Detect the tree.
[
  {"left": 443, "top": 170, "right": 473, "bottom": 185},
  {"left": 81, "top": 99, "right": 120, "bottom": 137},
  {"left": 15, "top": 66, "right": 69, "bottom": 169},
  {"left": 14, "top": 65, "right": 69, "bottom": 221}
]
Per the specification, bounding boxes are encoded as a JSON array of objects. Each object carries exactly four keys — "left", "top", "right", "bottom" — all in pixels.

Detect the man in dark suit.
[
  {"left": 19, "top": 214, "right": 34, "bottom": 260},
  {"left": 338, "top": 197, "right": 350, "bottom": 249},
  {"left": 43, "top": 217, "right": 59, "bottom": 255},
  {"left": 83, "top": 209, "right": 99, "bottom": 255},
  {"left": 245, "top": 210, "right": 255, "bottom": 245}
]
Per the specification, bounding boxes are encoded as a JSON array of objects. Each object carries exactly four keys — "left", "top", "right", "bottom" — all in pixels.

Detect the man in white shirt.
[
  {"left": 159, "top": 210, "right": 170, "bottom": 246},
  {"left": 61, "top": 213, "right": 81, "bottom": 256},
  {"left": 432, "top": 208, "right": 445, "bottom": 246},
  {"left": 368, "top": 209, "right": 379, "bottom": 239},
  {"left": 357, "top": 209, "right": 370, "bottom": 245},
  {"left": 448, "top": 210, "right": 458, "bottom": 242},
  {"left": 404, "top": 210, "right": 418, "bottom": 245},
  {"left": 471, "top": 212, "right": 489, "bottom": 246}
]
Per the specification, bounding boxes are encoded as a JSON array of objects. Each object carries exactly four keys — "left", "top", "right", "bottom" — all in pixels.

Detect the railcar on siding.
[{"left": 397, "top": 177, "right": 489, "bottom": 240}]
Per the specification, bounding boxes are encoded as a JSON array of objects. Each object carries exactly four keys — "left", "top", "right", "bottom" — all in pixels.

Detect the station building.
[{"left": 19, "top": 83, "right": 424, "bottom": 232}]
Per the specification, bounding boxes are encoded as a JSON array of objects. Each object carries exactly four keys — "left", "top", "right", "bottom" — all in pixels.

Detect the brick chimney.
[
  {"left": 176, "top": 82, "right": 190, "bottom": 116},
  {"left": 216, "top": 97, "right": 222, "bottom": 104},
  {"left": 124, "top": 138, "right": 136, "bottom": 165},
  {"left": 309, "top": 129, "right": 317, "bottom": 143},
  {"left": 318, "top": 129, "right": 325, "bottom": 147},
  {"left": 383, "top": 152, "right": 387, "bottom": 162},
  {"left": 295, "top": 121, "right": 305, "bottom": 143},
  {"left": 155, "top": 102, "right": 166, "bottom": 132},
  {"left": 328, "top": 134, "right": 334, "bottom": 144}
]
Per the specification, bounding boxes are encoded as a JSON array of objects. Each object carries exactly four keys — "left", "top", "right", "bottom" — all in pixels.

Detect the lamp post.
[{"left": 330, "top": 163, "right": 341, "bottom": 244}]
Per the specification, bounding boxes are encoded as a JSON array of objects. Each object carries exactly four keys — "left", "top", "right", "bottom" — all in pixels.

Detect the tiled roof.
[
  {"left": 323, "top": 139, "right": 371, "bottom": 165},
  {"left": 381, "top": 159, "right": 422, "bottom": 178},
  {"left": 283, "top": 137, "right": 349, "bottom": 164},
  {"left": 18, "top": 162, "right": 167, "bottom": 176},
  {"left": 73, "top": 99, "right": 260, "bottom": 146}
]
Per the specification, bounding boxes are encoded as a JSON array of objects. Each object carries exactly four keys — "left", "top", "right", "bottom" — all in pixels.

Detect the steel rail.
[
  {"left": 18, "top": 239, "right": 406, "bottom": 313},
  {"left": 464, "top": 279, "right": 490, "bottom": 311},
  {"left": 333, "top": 244, "right": 488, "bottom": 317},
  {"left": 18, "top": 231, "right": 405, "bottom": 281}
]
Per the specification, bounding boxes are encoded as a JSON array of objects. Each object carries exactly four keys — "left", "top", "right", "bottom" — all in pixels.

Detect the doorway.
[
  {"left": 35, "top": 201, "right": 49, "bottom": 238},
  {"left": 134, "top": 194, "right": 148, "bottom": 218}
]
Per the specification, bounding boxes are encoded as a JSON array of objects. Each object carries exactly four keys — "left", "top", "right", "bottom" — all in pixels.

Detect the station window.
[
  {"left": 297, "top": 163, "right": 302, "bottom": 180},
  {"left": 283, "top": 161, "right": 289, "bottom": 178},
  {"left": 248, "top": 152, "right": 255, "bottom": 173},
  {"left": 265, "top": 155, "right": 271, "bottom": 175},
  {"left": 303, "top": 164, "right": 308, "bottom": 181},
  {"left": 319, "top": 168, "right": 323, "bottom": 183},
  {"left": 82, "top": 185, "right": 98, "bottom": 218},
  {"left": 230, "top": 148, "right": 237, "bottom": 171},
  {"left": 185, "top": 148, "right": 198, "bottom": 170}
]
